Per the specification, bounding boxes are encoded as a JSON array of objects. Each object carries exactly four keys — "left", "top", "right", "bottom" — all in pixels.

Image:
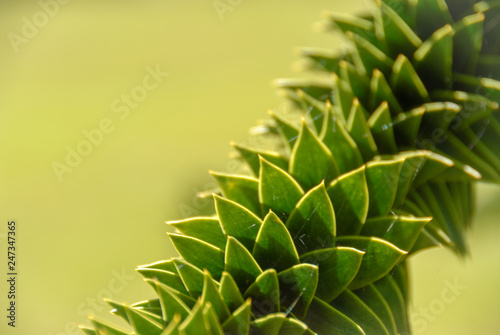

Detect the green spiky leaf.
[
  {"left": 290, "top": 119, "right": 339, "bottom": 188},
  {"left": 286, "top": 183, "right": 336, "bottom": 254},
  {"left": 336, "top": 236, "right": 407, "bottom": 289},
  {"left": 225, "top": 237, "right": 263, "bottom": 292},
  {"left": 168, "top": 217, "right": 226, "bottom": 250},
  {"left": 300, "top": 247, "right": 364, "bottom": 302},
  {"left": 253, "top": 211, "right": 300, "bottom": 272},
  {"left": 244, "top": 269, "right": 280, "bottom": 316},
  {"left": 168, "top": 234, "right": 225, "bottom": 280},
  {"left": 215, "top": 195, "right": 262, "bottom": 250},
  {"left": 277, "top": 264, "right": 319, "bottom": 318},
  {"left": 259, "top": 158, "right": 304, "bottom": 220}
]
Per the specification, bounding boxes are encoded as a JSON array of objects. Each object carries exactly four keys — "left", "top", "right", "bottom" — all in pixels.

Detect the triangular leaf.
[
  {"left": 390, "top": 54, "right": 430, "bottom": 106},
  {"left": 286, "top": 183, "right": 336, "bottom": 254},
  {"left": 431, "top": 94, "right": 468, "bottom": 135},
  {"left": 376, "top": 2, "right": 422, "bottom": 57},
  {"left": 369, "top": 69, "right": 404, "bottom": 115},
  {"left": 244, "top": 269, "right": 280, "bottom": 316},
  {"left": 173, "top": 259, "right": 207, "bottom": 299},
  {"left": 106, "top": 299, "right": 165, "bottom": 326},
  {"left": 178, "top": 301, "right": 207, "bottom": 335},
  {"left": 169, "top": 234, "right": 225, "bottom": 280},
  {"left": 326, "top": 11, "right": 375, "bottom": 43},
  {"left": 401, "top": 151, "right": 452, "bottom": 188},
  {"left": 233, "top": 142, "right": 288, "bottom": 177},
  {"left": 225, "top": 237, "right": 263, "bottom": 292},
  {"left": 214, "top": 195, "right": 262, "bottom": 250},
  {"left": 296, "top": 90, "right": 328, "bottom": 132},
  {"left": 136, "top": 268, "right": 188, "bottom": 296},
  {"left": 278, "top": 264, "right": 319, "bottom": 318},
  {"left": 168, "top": 217, "right": 226, "bottom": 250},
  {"left": 299, "top": 46, "right": 342, "bottom": 73},
  {"left": 348, "top": 31, "right": 393, "bottom": 75},
  {"left": 365, "top": 159, "right": 404, "bottom": 217},
  {"left": 202, "top": 303, "right": 224, "bottom": 335},
  {"left": 393, "top": 106, "right": 425, "bottom": 147},
  {"left": 414, "top": 24, "right": 453, "bottom": 89},
  {"left": 221, "top": 299, "right": 252, "bottom": 335},
  {"left": 200, "top": 270, "right": 231, "bottom": 322},
  {"left": 368, "top": 101, "right": 398, "bottom": 154},
  {"left": 347, "top": 99, "right": 379, "bottom": 161},
  {"left": 320, "top": 108, "right": 364, "bottom": 174},
  {"left": 132, "top": 299, "right": 162, "bottom": 317},
  {"left": 336, "top": 236, "right": 407, "bottom": 289},
  {"left": 274, "top": 78, "right": 334, "bottom": 107},
  {"left": 300, "top": 247, "right": 364, "bottom": 302},
  {"left": 453, "top": 13, "right": 484, "bottom": 74},
  {"left": 327, "top": 165, "right": 369, "bottom": 235},
  {"left": 123, "top": 304, "right": 164, "bottom": 335},
  {"left": 219, "top": 272, "right": 245, "bottom": 313},
  {"left": 270, "top": 111, "right": 300, "bottom": 150},
  {"left": 154, "top": 281, "right": 191, "bottom": 322},
  {"left": 361, "top": 215, "right": 430, "bottom": 251},
  {"left": 253, "top": 211, "right": 300, "bottom": 272},
  {"left": 339, "top": 60, "right": 370, "bottom": 101},
  {"left": 210, "top": 172, "right": 261, "bottom": 216},
  {"left": 259, "top": 157, "right": 304, "bottom": 221},
  {"left": 290, "top": 119, "right": 339, "bottom": 188},
  {"left": 333, "top": 74, "right": 354, "bottom": 121}
]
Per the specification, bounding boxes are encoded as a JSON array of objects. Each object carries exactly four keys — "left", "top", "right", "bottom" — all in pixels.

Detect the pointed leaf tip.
[{"left": 253, "top": 211, "right": 300, "bottom": 272}]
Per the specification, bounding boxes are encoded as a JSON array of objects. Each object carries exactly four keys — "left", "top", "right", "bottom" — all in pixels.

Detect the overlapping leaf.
[{"left": 82, "top": 1, "right": 500, "bottom": 334}]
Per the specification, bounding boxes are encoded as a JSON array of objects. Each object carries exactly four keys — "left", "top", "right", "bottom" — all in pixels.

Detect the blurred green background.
[{"left": 0, "top": 0, "right": 499, "bottom": 334}]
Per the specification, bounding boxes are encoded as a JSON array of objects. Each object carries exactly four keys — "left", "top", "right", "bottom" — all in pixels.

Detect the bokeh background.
[{"left": 0, "top": 0, "right": 499, "bottom": 334}]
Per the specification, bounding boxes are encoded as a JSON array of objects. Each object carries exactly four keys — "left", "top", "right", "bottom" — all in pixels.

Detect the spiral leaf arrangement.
[{"left": 80, "top": 0, "right": 500, "bottom": 334}]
